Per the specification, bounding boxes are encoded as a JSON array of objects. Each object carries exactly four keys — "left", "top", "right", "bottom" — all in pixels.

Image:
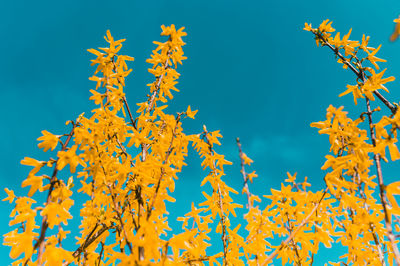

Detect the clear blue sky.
[{"left": 2, "top": 0, "right": 400, "bottom": 264}]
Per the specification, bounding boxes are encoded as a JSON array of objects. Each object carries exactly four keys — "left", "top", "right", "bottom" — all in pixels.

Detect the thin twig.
[
  {"left": 236, "top": 138, "right": 253, "bottom": 209},
  {"left": 111, "top": 133, "right": 135, "bottom": 167},
  {"left": 63, "top": 224, "right": 112, "bottom": 266},
  {"left": 97, "top": 241, "right": 105, "bottom": 266},
  {"left": 107, "top": 184, "right": 133, "bottom": 254},
  {"left": 203, "top": 130, "right": 228, "bottom": 266},
  {"left": 122, "top": 96, "right": 137, "bottom": 130},
  {"left": 184, "top": 254, "right": 223, "bottom": 263},
  {"left": 94, "top": 144, "right": 133, "bottom": 256}
]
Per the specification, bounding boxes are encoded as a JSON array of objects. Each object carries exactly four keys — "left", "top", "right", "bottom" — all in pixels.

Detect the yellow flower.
[
  {"left": 21, "top": 175, "right": 43, "bottom": 197},
  {"left": 56, "top": 145, "right": 86, "bottom": 173},
  {"left": 2, "top": 188, "right": 16, "bottom": 203},
  {"left": 20, "top": 157, "right": 45, "bottom": 175},
  {"left": 186, "top": 105, "right": 198, "bottom": 119},
  {"left": 366, "top": 44, "right": 386, "bottom": 69},
  {"left": 339, "top": 84, "right": 363, "bottom": 105},
  {"left": 242, "top": 153, "right": 253, "bottom": 165},
  {"left": 37, "top": 130, "right": 60, "bottom": 152},
  {"left": 303, "top": 22, "right": 313, "bottom": 32}
]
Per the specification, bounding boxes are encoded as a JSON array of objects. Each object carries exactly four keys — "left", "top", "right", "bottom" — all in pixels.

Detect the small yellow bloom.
[
  {"left": 303, "top": 22, "right": 313, "bottom": 32},
  {"left": 2, "top": 188, "right": 16, "bottom": 203},
  {"left": 186, "top": 105, "right": 198, "bottom": 119},
  {"left": 37, "top": 130, "right": 59, "bottom": 152},
  {"left": 21, "top": 175, "right": 43, "bottom": 197},
  {"left": 20, "top": 157, "right": 45, "bottom": 175},
  {"left": 242, "top": 153, "right": 253, "bottom": 165}
]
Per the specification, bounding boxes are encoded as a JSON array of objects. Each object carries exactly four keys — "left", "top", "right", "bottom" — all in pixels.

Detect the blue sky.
[{"left": 2, "top": 0, "right": 400, "bottom": 264}]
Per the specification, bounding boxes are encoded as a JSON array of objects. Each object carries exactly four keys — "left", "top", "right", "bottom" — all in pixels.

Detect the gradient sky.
[{"left": 2, "top": 0, "right": 400, "bottom": 264}]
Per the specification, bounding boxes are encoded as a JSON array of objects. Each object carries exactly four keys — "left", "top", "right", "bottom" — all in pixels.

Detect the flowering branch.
[
  {"left": 262, "top": 188, "right": 328, "bottom": 265},
  {"left": 236, "top": 138, "right": 253, "bottom": 209},
  {"left": 365, "top": 97, "right": 400, "bottom": 265},
  {"left": 34, "top": 122, "right": 77, "bottom": 264},
  {"left": 310, "top": 29, "right": 397, "bottom": 114}
]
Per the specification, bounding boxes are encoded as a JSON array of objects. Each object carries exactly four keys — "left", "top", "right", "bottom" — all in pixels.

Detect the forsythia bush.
[{"left": 4, "top": 21, "right": 400, "bottom": 265}]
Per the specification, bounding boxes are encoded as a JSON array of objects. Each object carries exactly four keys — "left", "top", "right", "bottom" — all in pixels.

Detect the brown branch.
[
  {"left": 236, "top": 137, "right": 260, "bottom": 264},
  {"left": 370, "top": 223, "right": 386, "bottom": 265},
  {"left": 262, "top": 188, "right": 328, "bottom": 265},
  {"left": 34, "top": 122, "right": 77, "bottom": 264},
  {"left": 96, "top": 146, "right": 133, "bottom": 255},
  {"left": 73, "top": 223, "right": 99, "bottom": 257},
  {"left": 146, "top": 113, "right": 182, "bottom": 220},
  {"left": 141, "top": 56, "right": 171, "bottom": 163},
  {"left": 216, "top": 182, "right": 228, "bottom": 266},
  {"left": 365, "top": 97, "right": 400, "bottom": 265},
  {"left": 161, "top": 241, "right": 169, "bottom": 265},
  {"left": 107, "top": 184, "right": 133, "bottom": 254},
  {"left": 184, "top": 254, "right": 223, "bottom": 264},
  {"left": 122, "top": 96, "right": 137, "bottom": 130},
  {"left": 94, "top": 144, "right": 133, "bottom": 256},
  {"left": 285, "top": 213, "right": 302, "bottom": 266},
  {"left": 111, "top": 133, "right": 135, "bottom": 167},
  {"left": 354, "top": 170, "right": 386, "bottom": 265},
  {"left": 146, "top": 62, "right": 169, "bottom": 114},
  {"left": 63, "top": 224, "right": 112, "bottom": 266},
  {"left": 203, "top": 130, "right": 228, "bottom": 266},
  {"left": 97, "top": 241, "right": 105, "bottom": 266},
  {"left": 236, "top": 138, "right": 253, "bottom": 210}
]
